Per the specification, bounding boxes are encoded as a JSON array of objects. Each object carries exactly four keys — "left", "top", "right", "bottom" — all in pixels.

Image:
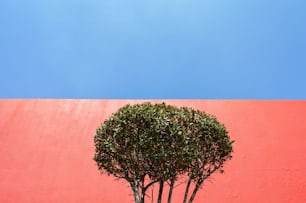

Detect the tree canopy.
[{"left": 94, "top": 102, "right": 233, "bottom": 203}]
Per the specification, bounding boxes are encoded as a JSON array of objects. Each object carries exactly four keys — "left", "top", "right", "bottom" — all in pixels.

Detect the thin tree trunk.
[
  {"left": 183, "top": 177, "right": 192, "bottom": 203},
  {"left": 157, "top": 181, "right": 164, "bottom": 203},
  {"left": 167, "top": 178, "right": 175, "bottom": 203},
  {"left": 141, "top": 180, "right": 159, "bottom": 203},
  {"left": 188, "top": 180, "right": 203, "bottom": 203},
  {"left": 140, "top": 189, "right": 145, "bottom": 203},
  {"left": 188, "top": 166, "right": 219, "bottom": 203},
  {"left": 131, "top": 180, "right": 141, "bottom": 203},
  {"left": 151, "top": 183, "right": 154, "bottom": 203},
  {"left": 140, "top": 177, "right": 145, "bottom": 203}
]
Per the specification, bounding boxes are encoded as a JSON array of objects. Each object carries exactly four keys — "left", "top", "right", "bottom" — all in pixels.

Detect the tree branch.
[
  {"left": 183, "top": 177, "right": 192, "bottom": 203},
  {"left": 188, "top": 165, "right": 221, "bottom": 203},
  {"left": 144, "top": 180, "right": 159, "bottom": 193},
  {"left": 157, "top": 181, "right": 164, "bottom": 203},
  {"left": 167, "top": 177, "right": 175, "bottom": 203}
]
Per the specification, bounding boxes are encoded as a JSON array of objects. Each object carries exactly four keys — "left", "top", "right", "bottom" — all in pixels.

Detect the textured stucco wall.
[{"left": 0, "top": 100, "right": 306, "bottom": 203}]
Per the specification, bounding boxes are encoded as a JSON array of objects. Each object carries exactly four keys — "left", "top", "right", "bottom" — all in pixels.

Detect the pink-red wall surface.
[{"left": 0, "top": 100, "right": 306, "bottom": 203}]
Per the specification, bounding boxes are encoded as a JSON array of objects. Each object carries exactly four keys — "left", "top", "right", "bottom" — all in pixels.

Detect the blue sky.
[{"left": 0, "top": 0, "right": 305, "bottom": 99}]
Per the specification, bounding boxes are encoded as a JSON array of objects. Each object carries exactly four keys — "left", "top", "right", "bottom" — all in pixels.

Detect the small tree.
[{"left": 94, "top": 103, "right": 233, "bottom": 203}]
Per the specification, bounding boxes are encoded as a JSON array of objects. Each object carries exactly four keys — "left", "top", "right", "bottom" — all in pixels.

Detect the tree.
[{"left": 93, "top": 102, "right": 233, "bottom": 203}]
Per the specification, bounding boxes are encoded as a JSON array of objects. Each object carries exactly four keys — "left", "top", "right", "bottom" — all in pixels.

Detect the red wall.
[{"left": 1, "top": 100, "right": 306, "bottom": 203}]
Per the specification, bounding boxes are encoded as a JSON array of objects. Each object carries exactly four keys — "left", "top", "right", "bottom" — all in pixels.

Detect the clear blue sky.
[{"left": 0, "top": 0, "right": 305, "bottom": 99}]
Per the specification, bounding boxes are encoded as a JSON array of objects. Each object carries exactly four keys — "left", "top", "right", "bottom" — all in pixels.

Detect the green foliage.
[{"left": 93, "top": 102, "right": 233, "bottom": 203}]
